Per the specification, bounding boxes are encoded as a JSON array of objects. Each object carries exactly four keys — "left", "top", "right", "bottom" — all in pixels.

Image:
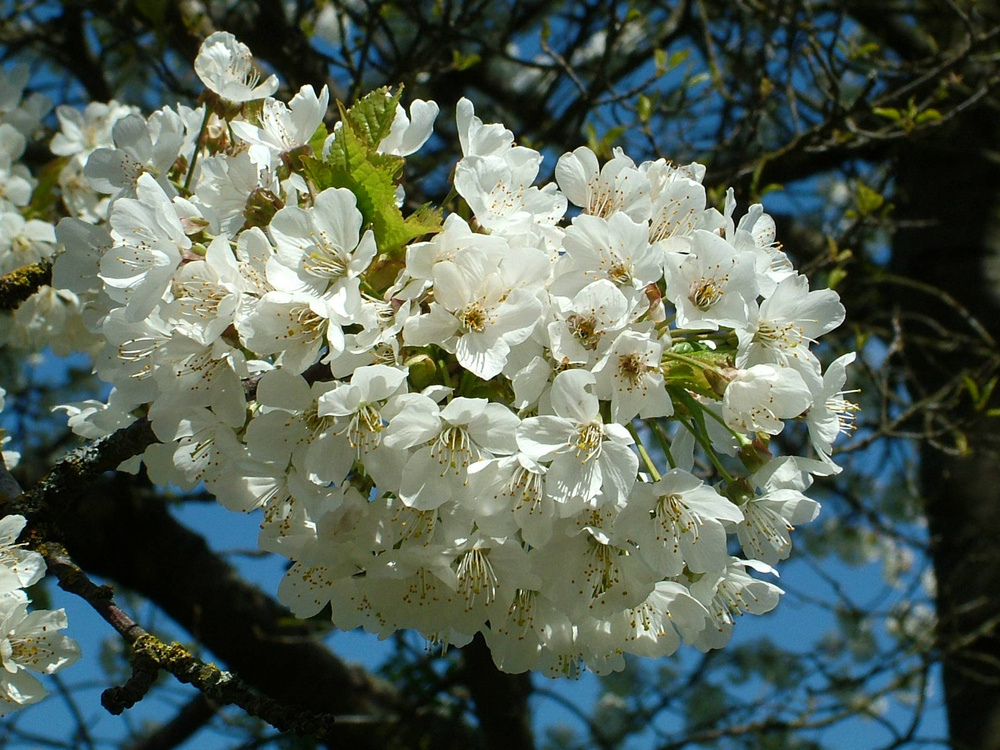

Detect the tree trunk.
[{"left": 891, "top": 98, "right": 1000, "bottom": 750}]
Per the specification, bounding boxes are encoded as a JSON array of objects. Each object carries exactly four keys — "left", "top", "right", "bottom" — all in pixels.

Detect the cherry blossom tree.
[{"left": 0, "top": 3, "right": 997, "bottom": 750}]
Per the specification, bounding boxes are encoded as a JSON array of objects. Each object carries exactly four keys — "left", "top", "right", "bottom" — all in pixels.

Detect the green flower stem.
[
  {"left": 673, "top": 389, "right": 736, "bottom": 484},
  {"left": 690, "top": 393, "right": 752, "bottom": 447},
  {"left": 670, "top": 329, "right": 737, "bottom": 342},
  {"left": 647, "top": 418, "right": 677, "bottom": 470},
  {"left": 655, "top": 315, "right": 676, "bottom": 334},
  {"left": 437, "top": 357, "right": 454, "bottom": 389},
  {"left": 184, "top": 106, "right": 213, "bottom": 192},
  {"left": 626, "top": 422, "right": 661, "bottom": 481},
  {"left": 662, "top": 349, "right": 727, "bottom": 374},
  {"left": 679, "top": 417, "right": 735, "bottom": 484}
]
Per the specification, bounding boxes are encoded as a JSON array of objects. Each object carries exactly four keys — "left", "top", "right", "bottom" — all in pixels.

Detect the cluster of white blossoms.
[
  {"left": 0, "top": 513, "right": 81, "bottom": 715},
  {"left": 34, "top": 32, "right": 858, "bottom": 676},
  {"left": 0, "top": 74, "right": 83, "bottom": 717}
]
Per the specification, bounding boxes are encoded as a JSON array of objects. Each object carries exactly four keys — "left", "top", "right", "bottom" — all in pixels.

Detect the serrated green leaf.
[
  {"left": 322, "top": 124, "right": 439, "bottom": 255},
  {"left": 340, "top": 86, "right": 403, "bottom": 151},
  {"left": 298, "top": 154, "right": 335, "bottom": 192},
  {"left": 385, "top": 203, "right": 443, "bottom": 251},
  {"left": 326, "top": 125, "right": 396, "bottom": 224},
  {"left": 308, "top": 123, "right": 328, "bottom": 157}
]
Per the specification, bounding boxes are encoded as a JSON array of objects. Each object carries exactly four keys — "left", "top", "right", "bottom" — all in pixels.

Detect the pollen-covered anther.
[
  {"left": 509, "top": 465, "right": 543, "bottom": 514},
  {"left": 459, "top": 303, "right": 488, "bottom": 333},
  {"left": 617, "top": 352, "right": 645, "bottom": 388},
  {"left": 567, "top": 313, "right": 601, "bottom": 350},
  {"left": 574, "top": 422, "right": 604, "bottom": 462},
  {"left": 587, "top": 541, "right": 621, "bottom": 602},
  {"left": 755, "top": 320, "right": 808, "bottom": 350},
  {"left": 655, "top": 493, "right": 700, "bottom": 550},
  {"left": 347, "top": 404, "right": 383, "bottom": 453},
  {"left": 608, "top": 261, "right": 631, "bottom": 284},
  {"left": 689, "top": 275, "right": 728, "bottom": 310},
  {"left": 457, "top": 548, "right": 499, "bottom": 609},
  {"left": 433, "top": 426, "right": 472, "bottom": 474},
  {"left": 828, "top": 393, "right": 861, "bottom": 434},
  {"left": 302, "top": 243, "right": 348, "bottom": 279}
]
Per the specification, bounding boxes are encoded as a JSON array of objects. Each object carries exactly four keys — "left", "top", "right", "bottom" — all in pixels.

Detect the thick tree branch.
[
  {"left": 460, "top": 634, "right": 534, "bottom": 750},
  {"left": 0, "top": 261, "right": 52, "bottom": 311},
  {"left": 125, "top": 694, "right": 216, "bottom": 750}
]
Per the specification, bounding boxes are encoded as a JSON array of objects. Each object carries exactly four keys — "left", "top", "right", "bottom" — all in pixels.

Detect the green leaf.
[
  {"left": 915, "top": 108, "right": 942, "bottom": 125},
  {"left": 637, "top": 94, "right": 653, "bottom": 123},
  {"left": 872, "top": 107, "right": 901, "bottom": 123},
  {"left": 828, "top": 267, "right": 848, "bottom": 290},
  {"left": 668, "top": 49, "right": 690, "bottom": 69},
  {"left": 298, "top": 154, "right": 336, "bottom": 192},
  {"left": 585, "top": 125, "right": 627, "bottom": 160},
  {"left": 979, "top": 377, "right": 998, "bottom": 410},
  {"left": 385, "top": 202, "right": 443, "bottom": 252},
  {"left": 855, "top": 183, "right": 885, "bottom": 216},
  {"left": 26, "top": 158, "right": 65, "bottom": 221},
  {"left": 850, "top": 41, "right": 880, "bottom": 59},
  {"left": 653, "top": 48, "right": 667, "bottom": 76},
  {"left": 451, "top": 49, "right": 481, "bottom": 71},
  {"left": 963, "top": 374, "right": 980, "bottom": 404},
  {"left": 319, "top": 124, "right": 440, "bottom": 256},
  {"left": 308, "top": 122, "right": 328, "bottom": 156},
  {"left": 340, "top": 86, "right": 403, "bottom": 152}
]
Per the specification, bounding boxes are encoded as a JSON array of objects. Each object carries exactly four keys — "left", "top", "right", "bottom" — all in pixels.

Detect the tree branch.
[
  {"left": 124, "top": 694, "right": 216, "bottom": 750},
  {"left": 0, "top": 262, "right": 52, "bottom": 311},
  {"left": 39, "top": 541, "right": 342, "bottom": 740}
]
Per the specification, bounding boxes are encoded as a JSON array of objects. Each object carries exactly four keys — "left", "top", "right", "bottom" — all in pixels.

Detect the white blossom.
[{"left": 194, "top": 31, "right": 279, "bottom": 103}]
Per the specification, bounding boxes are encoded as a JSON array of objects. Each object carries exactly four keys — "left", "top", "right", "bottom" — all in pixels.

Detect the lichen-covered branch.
[
  {"left": 0, "top": 262, "right": 52, "bottom": 311},
  {"left": 38, "top": 540, "right": 342, "bottom": 740}
]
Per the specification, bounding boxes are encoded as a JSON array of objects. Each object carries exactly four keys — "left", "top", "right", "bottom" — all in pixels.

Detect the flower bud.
[{"left": 404, "top": 353, "right": 438, "bottom": 390}]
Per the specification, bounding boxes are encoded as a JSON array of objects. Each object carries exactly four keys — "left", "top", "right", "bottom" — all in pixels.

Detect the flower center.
[
  {"left": 574, "top": 422, "right": 604, "bottom": 462},
  {"left": 617, "top": 353, "right": 645, "bottom": 387},
  {"left": 608, "top": 261, "right": 631, "bottom": 284},
  {"left": 755, "top": 320, "right": 805, "bottom": 350},
  {"left": 567, "top": 313, "right": 601, "bottom": 350},
  {"left": 302, "top": 242, "right": 349, "bottom": 280},
  {"left": 432, "top": 426, "right": 473, "bottom": 475},
  {"left": 347, "top": 404, "right": 383, "bottom": 453},
  {"left": 588, "top": 184, "right": 622, "bottom": 218},
  {"left": 509, "top": 465, "right": 543, "bottom": 513},
  {"left": 689, "top": 276, "right": 727, "bottom": 310},
  {"left": 460, "top": 303, "right": 488, "bottom": 333},
  {"left": 586, "top": 540, "right": 623, "bottom": 602},
  {"left": 457, "top": 548, "right": 498, "bottom": 609}
]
